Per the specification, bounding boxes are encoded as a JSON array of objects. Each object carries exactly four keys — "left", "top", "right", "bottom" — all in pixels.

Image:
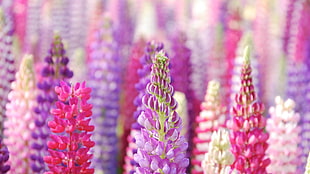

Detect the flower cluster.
[
  {"left": 123, "top": 41, "right": 164, "bottom": 173},
  {"left": 31, "top": 35, "right": 73, "bottom": 173},
  {"left": 44, "top": 81, "right": 95, "bottom": 174},
  {"left": 201, "top": 129, "right": 236, "bottom": 174},
  {"left": 227, "top": 47, "right": 270, "bottom": 173},
  {"left": 134, "top": 52, "right": 189, "bottom": 173},
  {"left": 266, "top": 96, "right": 301, "bottom": 173},
  {"left": 4, "top": 55, "right": 37, "bottom": 174},
  {"left": 191, "top": 80, "right": 226, "bottom": 174}
]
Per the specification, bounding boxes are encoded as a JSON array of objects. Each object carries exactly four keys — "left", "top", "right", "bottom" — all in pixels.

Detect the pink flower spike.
[
  {"left": 4, "top": 55, "right": 36, "bottom": 174},
  {"left": 44, "top": 81, "right": 95, "bottom": 173},
  {"left": 228, "top": 47, "right": 269, "bottom": 173},
  {"left": 266, "top": 96, "right": 301, "bottom": 173}
]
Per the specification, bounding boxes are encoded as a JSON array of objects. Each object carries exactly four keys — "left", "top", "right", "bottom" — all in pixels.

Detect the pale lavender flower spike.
[{"left": 134, "top": 51, "right": 189, "bottom": 174}]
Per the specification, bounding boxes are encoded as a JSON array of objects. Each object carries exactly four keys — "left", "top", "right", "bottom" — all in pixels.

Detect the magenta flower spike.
[
  {"left": 4, "top": 55, "right": 37, "bottom": 174},
  {"left": 266, "top": 96, "right": 301, "bottom": 173},
  {"left": 191, "top": 80, "right": 226, "bottom": 174},
  {"left": 227, "top": 47, "right": 270, "bottom": 173},
  {"left": 134, "top": 52, "right": 189, "bottom": 173},
  {"left": 44, "top": 81, "right": 95, "bottom": 174},
  {"left": 120, "top": 39, "right": 145, "bottom": 172}
]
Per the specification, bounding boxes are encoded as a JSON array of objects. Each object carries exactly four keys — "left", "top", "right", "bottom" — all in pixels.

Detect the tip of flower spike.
[
  {"left": 53, "top": 33, "right": 63, "bottom": 44},
  {"left": 22, "top": 54, "right": 34, "bottom": 70},
  {"left": 243, "top": 46, "right": 251, "bottom": 65},
  {"left": 155, "top": 51, "right": 168, "bottom": 64},
  {"left": 208, "top": 80, "right": 220, "bottom": 90}
]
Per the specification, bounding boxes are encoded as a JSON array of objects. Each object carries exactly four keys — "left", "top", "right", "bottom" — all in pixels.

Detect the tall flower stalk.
[
  {"left": 227, "top": 47, "right": 270, "bottom": 173},
  {"left": 170, "top": 31, "right": 199, "bottom": 148},
  {"left": 134, "top": 52, "right": 189, "bottom": 173},
  {"left": 44, "top": 81, "right": 95, "bottom": 173},
  {"left": 4, "top": 55, "right": 36, "bottom": 174},
  {"left": 266, "top": 96, "right": 301, "bottom": 173},
  {"left": 201, "top": 129, "right": 236, "bottom": 174},
  {"left": 87, "top": 17, "right": 121, "bottom": 173},
  {"left": 191, "top": 80, "right": 226, "bottom": 174},
  {"left": 120, "top": 39, "right": 145, "bottom": 173},
  {"left": 31, "top": 35, "right": 73, "bottom": 173},
  {"left": 123, "top": 41, "right": 164, "bottom": 173},
  {"left": 0, "top": 8, "right": 15, "bottom": 133}
]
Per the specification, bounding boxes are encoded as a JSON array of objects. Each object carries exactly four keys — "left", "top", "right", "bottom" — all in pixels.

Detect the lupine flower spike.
[
  {"left": 134, "top": 51, "right": 189, "bottom": 173},
  {"left": 266, "top": 96, "right": 301, "bottom": 173},
  {"left": 31, "top": 35, "right": 73, "bottom": 173},
  {"left": 227, "top": 47, "right": 270, "bottom": 173},
  {"left": 0, "top": 7, "right": 15, "bottom": 133},
  {"left": 123, "top": 41, "right": 164, "bottom": 173},
  {"left": 4, "top": 55, "right": 36, "bottom": 174},
  {"left": 192, "top": 80, "right": 226, "bottom": 174},
  {"left": 44, "top": 81, "right": 95, "bottom": 174},
  {"left": 201, "top": 129, "right": 237, "bottom": 174},
  {"left": 87, "top": 17, "right": 121, "bottom": 173}
]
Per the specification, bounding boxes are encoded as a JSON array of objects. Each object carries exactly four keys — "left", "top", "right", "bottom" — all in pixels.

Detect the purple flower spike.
[
  {"left": 87, "top": 17, "right": 121, "bottom": 174},
  {"left": 134, "top": 52, "right": 189, "bottom": 174},
  {"left": 31, "top": 35, "right": 73, "bottom": 173},
  {"left": 0, "top": 8, "right": 15, "bottom": 133},
  {"left": 123, "top": 41, "right": 164, "bottom": 174}
]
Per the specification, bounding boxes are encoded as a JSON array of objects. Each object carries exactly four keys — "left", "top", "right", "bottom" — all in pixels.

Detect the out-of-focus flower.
[
  {"left": 201, "top": 129, "right": 237, "bottom": 174},
  {"left": 0, "top": 7, "right": 15, "bottom": 133},
  {"left": 227, "top": 47, "right": 270, "bottom": 173},
  {"left": 191, "top": 80, "right": 226, "bottom": 174},
  {"left": 134, "top": 52, "right": 189, "bottom": 173},
  {"left": 87, "top": 16, "right": 121, "bottom": 174},
  {"left": 4, "top": 55, "right": 36, "bottom": 174},
  {"left": 170, "top": 31, "right": 200, "bottom": 156},
  {"left": 266, "top": 96, "right": 301, "bottom": 173},
  {"left": 44, "top": 81, "right": 94, "bottom": 174}
]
